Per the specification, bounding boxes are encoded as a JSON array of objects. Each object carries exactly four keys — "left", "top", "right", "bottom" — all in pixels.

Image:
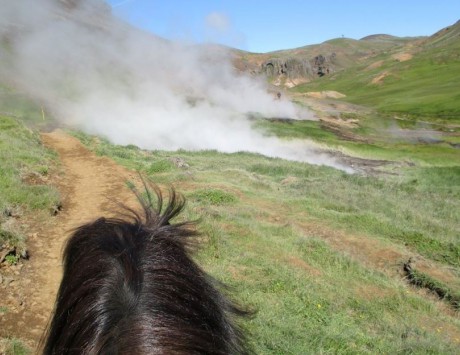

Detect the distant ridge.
[{"left": 360, "top": 34, "right": 398, "bottom": 41}]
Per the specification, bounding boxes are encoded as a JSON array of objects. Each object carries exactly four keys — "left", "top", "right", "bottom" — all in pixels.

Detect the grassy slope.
[
  {"left": 73, "top": 131, "right": 460, "bottom": 354},
  {"left": 0, "top": 115, "right": 59, "bottom": 247},
  {"left": 238, "top": 35, "right": 417, "bottom": 74},
  {"left": 0, "top": 113, "right": 60, "bottom": 354},
  {"left": 255, "top": 117, "right": 460, "bottom": 165},
  {"left": 292, "top": 25, "right": 460, "bottom": 121},
  {"left": 0, "top": 86, "right": 47, "bottom": 124}
]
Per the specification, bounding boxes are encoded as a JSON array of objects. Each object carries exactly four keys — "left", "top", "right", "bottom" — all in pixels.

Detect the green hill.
[
  {"left": 234, "top": 34, "right": 420, "bottom": 85},
  {"left": 291, "top": 21, "right": 460, "bottom": 121}
]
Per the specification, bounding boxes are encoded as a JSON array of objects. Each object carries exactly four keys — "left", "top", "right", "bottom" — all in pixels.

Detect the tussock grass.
[{"left": 189, "top": 189, "right": 238, "bottom": 205}]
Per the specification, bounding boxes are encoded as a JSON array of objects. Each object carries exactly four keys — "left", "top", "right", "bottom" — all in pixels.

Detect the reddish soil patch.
[
  {"left": 353, "top": 284, "right": 395, "bottom": 301},
  {"left": 284, "top": 256, "right": 322, "bottom": 276},
  {"left": 371, "top": 71, "right": 390, "bottom": 84},
  {"left": 305, "top": 91, "right": 346, "bottom": 99},
  {"left": 392, "top": 52, "right": 413, "bottom": 62},
  {"left": 365, "top": 60, "right": 384, "bottom": 70}
]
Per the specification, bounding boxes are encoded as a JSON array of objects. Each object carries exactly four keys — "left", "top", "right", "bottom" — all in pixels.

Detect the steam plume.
[{"left": 0, "top": 0, "right": 351, "bottom": 171}]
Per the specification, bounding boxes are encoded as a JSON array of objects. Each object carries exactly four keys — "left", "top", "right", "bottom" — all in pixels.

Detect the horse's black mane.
[{"left": 43, "top": 183, "right": 250, "bottom": 354}]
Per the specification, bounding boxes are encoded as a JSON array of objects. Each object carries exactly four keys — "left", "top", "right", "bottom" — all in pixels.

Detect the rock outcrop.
[
  {"left": 261, "top": 58, "right": 313, "bottom": 79},
  {"left": 260, "top": 53, "right": 336, "bottom": 84}
]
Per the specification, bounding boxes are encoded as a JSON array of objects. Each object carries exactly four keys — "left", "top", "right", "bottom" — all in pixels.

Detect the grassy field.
[{"left": 72, "top": 128, "right": 460, "bottom": 354}]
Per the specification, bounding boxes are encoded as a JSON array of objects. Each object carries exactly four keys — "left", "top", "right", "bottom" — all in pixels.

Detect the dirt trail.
[{"left": 0, "top": 130, "right": 138, "bottom": 351}]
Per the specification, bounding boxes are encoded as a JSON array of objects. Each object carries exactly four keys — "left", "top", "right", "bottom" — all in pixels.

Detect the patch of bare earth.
[
  {"left": 284, "top": 256, "right": 322, "bottom": 276},
  {"left": 0, "top": 130, "right": 140, "bottom": 351},
  {"left": 353, "top": 284, "right": 395, "bottom": 301},
  {"left": 371, "top": 71, "right": 390, "bottom": 84},
  {"left": 320, "top": 116, "right": 359, "bottom": 129},
  {"left": 279, "top": 78, "right": 310, "bottom": 88},
  {"left": 305, "top": 91, "right": 346, "bottom": 99},
  {"left": 392, "top": 52, "right": 413, "bottom": 62},
  {"left": 365, "top": 60, "right": 384, "bottom": 70}
]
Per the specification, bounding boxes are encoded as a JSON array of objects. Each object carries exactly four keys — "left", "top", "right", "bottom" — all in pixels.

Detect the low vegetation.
[
  {"left": 0, "top": 85, "right": 49, "bottom": 127},
  {"left": 255, "top": 114, "right": 460, "bottom": 165},
  {"left": 0, "top": 115, "right": 60, "bottom": 247},
  {"left": 72, "top": 129, "right": 460, "bottom": 353},
  {"left": 0, "top": 338, "right": 29, "bottom": 355},
  {"left": 0, "top": 113, "right": 60, "bottom": 353}
]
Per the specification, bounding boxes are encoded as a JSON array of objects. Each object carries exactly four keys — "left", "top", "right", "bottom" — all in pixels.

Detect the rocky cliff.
[{"left": 259, "top": 53, "right": 337, "bottom": 86}]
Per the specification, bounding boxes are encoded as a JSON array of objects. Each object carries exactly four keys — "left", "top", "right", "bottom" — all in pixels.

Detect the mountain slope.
[
  {"left": 291, "top": 20, "right": 460, "bottom": 120},
  {"left": 233, "top": 35, "right": 420, "bottom": 87}
]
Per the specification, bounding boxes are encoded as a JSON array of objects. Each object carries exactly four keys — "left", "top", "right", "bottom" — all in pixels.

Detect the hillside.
[
  {"left": 233, "top": 33, "right": 421, "bottom": 87},
  {"left": 288, "top": 21, "right": 460, "bottom": 120},
  {"left": 233, "top": 20, "right": 460, "bottom": 120}
]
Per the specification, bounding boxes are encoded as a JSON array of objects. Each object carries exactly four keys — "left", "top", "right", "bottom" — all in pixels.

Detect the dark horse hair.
[{"left": 42, "top": 182, "right": 250, "bottom": 354}]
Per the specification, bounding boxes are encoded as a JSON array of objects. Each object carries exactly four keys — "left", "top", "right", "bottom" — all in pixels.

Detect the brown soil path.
[{"left": 0, "top": 130, "right": 139, "bottom": 351}]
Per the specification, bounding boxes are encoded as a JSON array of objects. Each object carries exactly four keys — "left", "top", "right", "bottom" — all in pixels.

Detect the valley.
[{"left": 0, "top": 3, "right": 459, "bottom": 353}]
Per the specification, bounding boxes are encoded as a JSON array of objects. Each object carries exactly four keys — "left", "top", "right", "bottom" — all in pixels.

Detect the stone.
[{"left": 170, "top": 157, "right": 190, "bottom": 169}]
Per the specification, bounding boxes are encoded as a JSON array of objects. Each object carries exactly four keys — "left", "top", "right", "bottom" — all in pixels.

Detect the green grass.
[
  {"left": 254, "top": 115, "right": 460, "bottom": 166},
  {"left": 293, "top": 44, "right": 460, "bottom": 121},
  {"left": 0, "top": 338, "right": 29, "bottom": 355},
  {"left": 189, "top": 189, "right": 238, "bottom": 205},
  {"left": 0, "top": 88, "right": 59, "bottom": 352},
  {"left": 0, "top": 85, "right": 50, "bottom": 127},
  {"left": 253, "top": 118, "right": 339, "bottom": 143},
  {"left": 0, "top": 115, "right": 60, "bottom": 249},
  {"left": 74, "top": 131, "right": 460, "bottom": 353}
]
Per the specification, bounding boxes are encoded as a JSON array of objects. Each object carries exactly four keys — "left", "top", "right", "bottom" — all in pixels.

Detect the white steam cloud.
[
  {"left": 205, "top": 12, "right": 230, "bottom": 33},
  {"left": 0, "top": 0, "right": 351, "bottom": 171}
]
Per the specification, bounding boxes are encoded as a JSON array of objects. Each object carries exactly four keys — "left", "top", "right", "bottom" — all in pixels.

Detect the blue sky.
[{"left": 107, "top": 0, "right": 460, "bottom": 53}]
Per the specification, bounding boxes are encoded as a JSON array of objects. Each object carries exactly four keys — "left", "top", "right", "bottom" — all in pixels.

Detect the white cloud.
[{"left": 205, "top": 12, "right": 230, "bottom": 33}]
